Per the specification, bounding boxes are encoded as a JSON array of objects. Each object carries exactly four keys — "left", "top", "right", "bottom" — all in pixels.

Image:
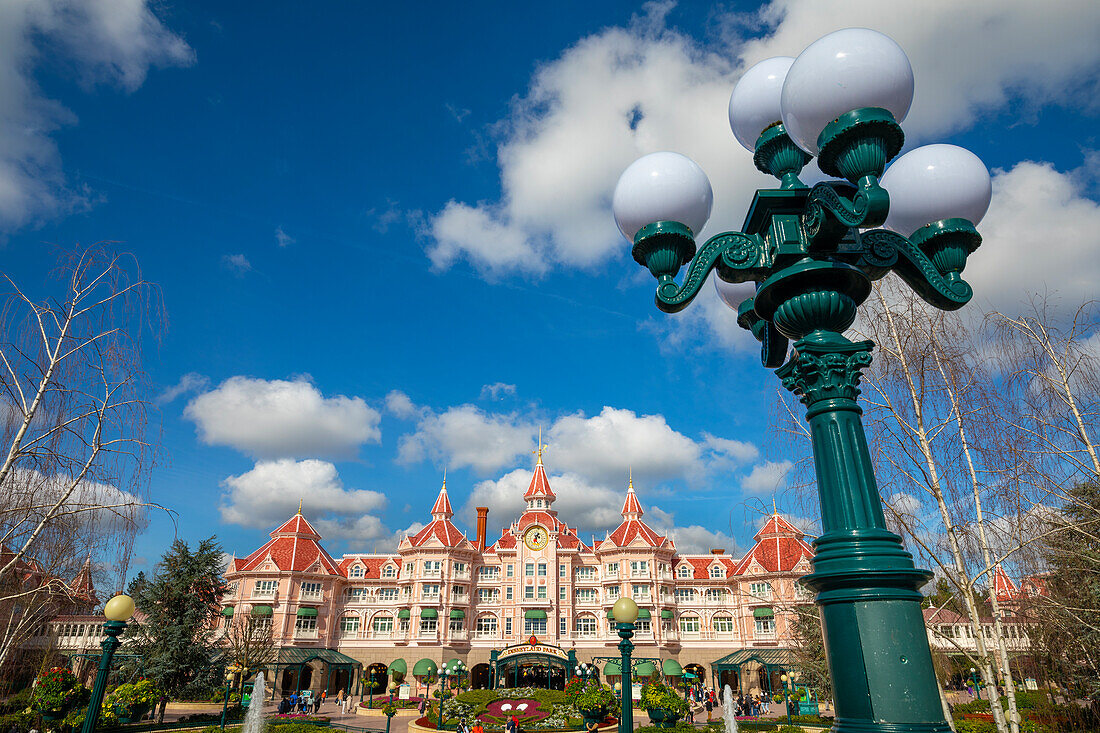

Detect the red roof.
[
  {"left": 408, "top": 518, "right": 466, "bottom": 547},
  {"left": 993, "top": 565, "right": 1019, "bottom": 602},
  {"left": 620, "top": 484, "right": 643, "bottom": 518},
  {"left": 431, "top": 483, "right": 454, "bottom": 518},
  {"left": 232, "top": 512, "right": 343, "bottom": 575},
  {"left": 337, "top": 556, "right": 400, "bottom": 578},
  {"left": 523, "top": 463, "right": 556, "bottom": 501},
  {"left": 71, "top": 557, "right": 96, "bottom": 601},
  {"left": 754, "top": 515, "right": 804, "bottom": 541},
  {"left": 606, "top": 518, "right": 668, "bottom": 548}
]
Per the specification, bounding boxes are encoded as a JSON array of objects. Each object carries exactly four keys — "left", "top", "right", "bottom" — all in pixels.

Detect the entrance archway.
[
  {"left": 471, "top": 663, "right": 491, "bottom": 690},
  {"left": 490, "top": 640, "right": 577, "bottom": 691}
]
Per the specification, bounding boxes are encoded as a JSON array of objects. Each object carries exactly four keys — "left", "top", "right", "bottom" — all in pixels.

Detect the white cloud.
[
  {"left": 740, "top": 0, "right": 1100, "bottom": 142},
  {"left": 384, "top": 390, "right": 421, "bottom": 420},
  {"left": 703, "top": 433, "right": 759, "bottom": 464},
  {"left": 0, "top": 0, "right": 192, "bottom": 230},
  {"left": 549, "top": 406, "right": 703, "bottom": 485},
  {"left": 222, "top": 253, "right": 252, "bottom": 275},
  {"left": 460, "top": 469, "right": 625, "bottom": 538},
  {"left": 396, "top": 404, "right": 533, "bottom": 474},
  {"left": 185, "top": 376, "right": 382, "bottom": 459},
  {"left": 647, "top": 505, "right": 740, "bottom": 555},
  {"left": 480, "top": 382, "right": 517, "bottom": 401},
  {"left": 220, "top": 459, "right": 388, "bottom": 540},
  {"left": 275, "top": 226, "right": 295, "bottom": 248},
  {"left": 968, "top": 161, "right": 1100, "bottom": 315},
  {"left": 156, "top": 372, "right": 209, "bottom": 404},
  {"left": 742, "top": 459, "right": 793, "bottom": 494}
]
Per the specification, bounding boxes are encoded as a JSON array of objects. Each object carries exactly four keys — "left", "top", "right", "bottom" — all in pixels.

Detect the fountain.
[
  {"left": 722, "top": 684, "right": 738, "bottom": 733},
  {"left": 243, "top": 672, "right": 266, "bottom": 733}
]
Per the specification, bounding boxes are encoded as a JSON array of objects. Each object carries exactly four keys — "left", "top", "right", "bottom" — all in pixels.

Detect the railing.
[
  {"left": 295, "top": 628, "right": 319, "bottom": 639},
  {"left": 300, "top": 592, "right": 323, "bottom": 602},
  {"left": 473, "top": 630, "right": 499, "bottom": 639},
  {"left": 252, "top": 590, "right": 276, "bottom": 599}
]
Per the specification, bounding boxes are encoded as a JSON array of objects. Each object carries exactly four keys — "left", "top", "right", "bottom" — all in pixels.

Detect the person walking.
[{"left": 705, "top": 691, "right": 713, "bottom": 722}]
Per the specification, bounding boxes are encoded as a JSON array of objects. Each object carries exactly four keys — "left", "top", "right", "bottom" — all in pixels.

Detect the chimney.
[
  {"left": 710, "top": 549, "right": 725, "bottom": 555},
  {"left": 476, "top": 507, "right": 489, "bottom": 552}
]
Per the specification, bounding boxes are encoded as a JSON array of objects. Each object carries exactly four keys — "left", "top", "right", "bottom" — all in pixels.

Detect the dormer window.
[
  {"left": 677, "top": 565, "right": 692, "bottom": 579},
  {"left": 349, "top": 565, "right": 365, "bottom": 579},
  {"left": 709, "top": 565, "right": 724, "bottom": 579},
  {"left": 382, "top": 565, "right": 397, "bottom": 578}
]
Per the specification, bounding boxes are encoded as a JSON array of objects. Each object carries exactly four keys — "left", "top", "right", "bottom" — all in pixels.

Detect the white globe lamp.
[
  {"left": 780, "top": 28, "right": 914, "bottom": 156},
  {"left": 881, "top": 144, "right": 992, "bottom": 236},
  {"left": 613, "top": 152, "right": 713, "bottom": 241},
  {"left": 729, "top": 57, "right": 795, "bottom": 152},
  {"left": 714, "top": 275, "right": 752, "bottom": 313}
]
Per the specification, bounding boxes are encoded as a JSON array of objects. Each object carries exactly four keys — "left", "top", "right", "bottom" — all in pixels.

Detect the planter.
[
  {"left": 645, "top": 707, "right": 681, "bottom": 728},
  {"left": 579, "top": 707, "right": 608, "bottom": 727},
  {"left": 39, "top": 710, "right": 65, "bottom": 722},
  {"left": 114, "top": 703, "right": 150, "bottom": 724},
  {"left": 356, "top": 706, "right": 420, "bottom": 717}
]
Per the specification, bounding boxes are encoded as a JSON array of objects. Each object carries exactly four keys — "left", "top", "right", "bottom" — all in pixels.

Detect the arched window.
[
  {"left": 339, "top": 614, "right": 360, "bottom": 638},
  {"left": 382, "top": 564, "right": 397, "bottom": 578},
  {"left": 475, "top": 614, "right": 498, "bottom": 637},
  {"left": 709, "top": 565, "right": 724, "bottom": 579},
  {"left": 349, "top": 565, "right": 365, "bottom": 579},
  {"left": 371, "top": 614, "right": 394, "bottom": 637},
  {"left": 677, "top": 565, "right": 692, "bottom": 578},
  {"left": 712, "top": 615, "right": 734, "bottom": 634},
  {"left": 678, "top": 615, "right": 701, "bottom": 635},
  {"left": 575, "top": 615, "right": 598, "bottom": 636}
]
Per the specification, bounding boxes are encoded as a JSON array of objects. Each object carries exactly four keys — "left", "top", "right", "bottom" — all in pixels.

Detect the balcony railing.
[
  {"left": 252, "top": 590, "right": 276, "bottom": 599},
  {"left": 473, "top": 630, "right": 499, "bottom": 639},
  {"left": 294, "top": 628, "right": 319, "bottom": 639},
  {"left": 300, "top": 591, "right": 323, "bottom": 602}
]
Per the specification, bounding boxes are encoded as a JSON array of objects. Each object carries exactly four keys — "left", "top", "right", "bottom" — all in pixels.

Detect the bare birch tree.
[{"left": 0, "top": 246, "right": 160, "bottom": 671}]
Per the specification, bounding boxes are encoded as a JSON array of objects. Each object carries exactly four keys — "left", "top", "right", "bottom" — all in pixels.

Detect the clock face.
[{"left": 524, "top": 526, "right": 549, "bottom": 551}]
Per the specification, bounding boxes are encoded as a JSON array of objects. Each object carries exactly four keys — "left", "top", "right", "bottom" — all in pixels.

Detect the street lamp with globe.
[
  {"left": 612, "top": 598, "right": 639, "bottom": 733},
  {"left": 81, "top": 594, "right": 136, "bottom": 733},
  {"left": 615, "top": 28, "right": 991, "bottom": 733}
]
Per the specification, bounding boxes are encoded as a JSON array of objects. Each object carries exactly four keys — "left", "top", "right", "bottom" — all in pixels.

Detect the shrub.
[
  {"left": 105, "top": 679, "right": 163, "bottom": 715},
  {"left": 264, "top": 723, "right": 332, "bottom": 733},
  {"left": 639, "top": 682, "right": 688, "bottom": 718},
  {"left": 776, "top": 727, "right": 807, "bottom": 733},
  {"left": 178, "top": 704, "right": 244, "bottom": 723},
  {"left": 0, "top": 689, "right": 33, "bottom": 715},
  {"left": 574, "top": 685, "right": 616, "bottom": 714},
  {"left": 0, "top": 712, "right": 35, "bottom": 733},
  {"left": 30, "top": 668, "right": 87, "bottom": 714}
]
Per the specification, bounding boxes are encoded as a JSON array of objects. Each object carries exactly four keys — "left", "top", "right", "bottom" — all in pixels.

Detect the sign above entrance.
[{"left": 497, "top": 642, "right": 570, "bottom": 662}]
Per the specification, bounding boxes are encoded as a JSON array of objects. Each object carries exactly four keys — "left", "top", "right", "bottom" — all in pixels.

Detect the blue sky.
[{"left": 3, "top": 1, "right": 1099, "bottom": 580}]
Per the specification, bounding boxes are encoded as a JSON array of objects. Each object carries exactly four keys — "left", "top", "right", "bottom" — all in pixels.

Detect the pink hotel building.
[{"left": 222, "top": 453, "right": 816, "bottom": 694}]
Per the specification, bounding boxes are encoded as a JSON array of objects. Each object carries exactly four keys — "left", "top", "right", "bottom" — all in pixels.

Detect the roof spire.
[
  {"left": 297, "top": 498, "right": 303, "bottom": 515},
  {"left": 629, "top": 467, "right": 633, "bottom": 490},
  {"left": 534, "top": 426, "right": 547, "bottom": 466},
  {"left": 443, "top": 466, "right": 447, "bottom": 490}
]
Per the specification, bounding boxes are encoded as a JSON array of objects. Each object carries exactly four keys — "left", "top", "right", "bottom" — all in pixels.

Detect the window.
[
  {"left": 524, "top": 586, "right": 535, "bottom": 599},
  {"left": 449, "top": 619, "right": 464, "bottom": 633},
  {"left": 382, "top": 565, "right": 397, "bottom": 578},
  {"left": 677, "top": 565, "right": 692, "bottom": 579},
  {"left": 713, "top": 616, "right": 734, "bottom": 633},
  {"left": 675, "top": 588, "right": 694, "bottom": 603},
  {"left": 506, "top": 564, "right": 514, "bottom": 578},
  {"left": 794, "top": 581, "right": 812, "bottom": 601},
  {"left": 560, "top": 586, "right": 567, "bottom": 600},
  {"left": 560, "top": 617, "right": 567, "bottom": 635},
  {"left": 576, "top": 588, "right": 598, "bottom": 603},
  {"left": 479, "top": 567, "right": 501, "bottom": 580},
  {"left": 401, "top": 586, "right": 411, "bottom": 599},
  {"left": 705, "top": 588, "right": 726, "bottom": 602},
  {"left": 422, "top": 584, "right": 440, "bottom": 599},
  {"left": 340, "top": 616, "right": 360, "bottom": 637},
  {"left": 525, "top": 563, "right": 535, "bottom": 577},
  {"left": 630, "top": 561, "right": 649, "bottom": 577},
  {"left": 524, "top": 618, "right": 547, "bottom": 634},
  {"left": 577, "top": 567, "right": 596, "bottom": 580},
  {"left": 476, "top": 616, "right": 498, "bottom": 635},
  {"left": 749, "top": 581, "right": 772, "bottom": 599},
  {"left": 399, "top": 619, "right": 409, "bottom": 633},
  {"left": 754, "top": 613, "right": 775, "bottom": 636},
  {"left": 537, "top": 585, "right": 547, "bottom": 599},
  {"left": 345, "top": 587, "right": 369, "bottom": 603},
  {"left": 253, "top": 580, "right": 277, "bottom": 597},
  {"left": 506, "top": 587, "right": 513, "bottom": 600},
  {"left": 505, "top": 617, "right": 512, "bottom": 635},
  {"left": 420, "top": 618, "right": 438, "bottom": 634},
  {"left": 454, "top": 562, "right": 468, "bottom": 575},
  {"left": 295, "top": 616, "right": 317, "bottom": 633},
  {"left": 372, "top": 616, "right": 393, "bottom": 634},
  {"left": 300, "top": 581, "right": 322, "bottom": 599},
  {"left": 635, "top": 619, "right": 651, "bottom": 632},
  {"left": 405, "top": 562, "right": 414, "bottom": 575},
  {"left": 606, "top": 562, "right": 619, "bottom": 576},
  {"left": 709, "top": 565, "right": 724, "bottom": 579},
  {"left": 607, "top": 586, "right": 620, "bottom": 600},
  {"left": 631, "top": 584, "right": 650, "bottom": 600},
  {"left": 349, "top": 565, "right": 365, "bottom": 579},
  {"left": 576, "top": 616, "right": 597, "bottom": 635},
  {"left": 560, "top": 564, "right": 567, "bottom": 578},
  {"left": 452, "top": 585, "right": 467, "bottom": 599},
  {"left": 424, "top": 561, "right": 442, "bottom": 576},
  {"left": 478, "top": 589, "right": 499, "bottom": 604},
  {"left": 537, "top": 562, "right": 547, "bottom": 577},
  {"left": 679, "top": 616, "right": 700, "bottom": 634},
  {"left": 379, "top": 588, "right": 398, "bottom": 602}
]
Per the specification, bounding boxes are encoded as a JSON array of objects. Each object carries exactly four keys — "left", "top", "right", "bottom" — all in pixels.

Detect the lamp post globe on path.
[
  {"left": 81, "top": 594, "right": 136, "bottom": 733},
  {"left": 612, "top": 597, "right": 638, "bottom": 733},
  {"left": 615, "top": 27, "right": 991, "bottom": 733},
  {"left": 780, "top": 673, "right": 793, "bottom": 729}
]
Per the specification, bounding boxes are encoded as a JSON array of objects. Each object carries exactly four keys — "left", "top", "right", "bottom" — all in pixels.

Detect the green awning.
[
  {"left": 604, "top": 660, "right": 621, "bottom": 676},
  {"left": 661, "top": 609, "right": 673, "bottom": 619},
  {"left": 388, "top": 659, "right": 407, "bottom": 675},
  {"left": 446, "top": 658, "right": 463, "bottom": 670},
  {"left": 420, "top": 608, "right": 438, "bottom": 619},
  {"left": 297, "top": 607, "right": 318, "bottom": 618},
  {"left": 397, "top": 609, "right": 411, "bottom": 619},
  {"left": 753, "top": 607, "right": 774, "bottom": 618},
  {"left": 222, "top": 606, "right": 234, "bottom": 617},
  {"left": 636, "top": 609, "right": 650, "bottom": 619},
  {"left": 606, "top": 609, "right": 615, "bottom": 619},
  {"left": 413, "top": 658, "right": 437, "bottom": 676},
  {"left": 251, "top": 605, "right": 272, "bottom": 617},
  {"left": 525, "top": 609, "right": 547, "bottom": 620},
  {"left": 635, "top": 662, "right": 656, "bottom": 676},
  {"left": 663, "top": 660, "right": 683, "bottom": 676},
  {"left": 449, "top": 610, "right": 465, "bottom": 619}
]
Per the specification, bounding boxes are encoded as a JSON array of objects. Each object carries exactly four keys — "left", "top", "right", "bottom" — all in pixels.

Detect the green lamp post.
[
  {"left": 81, "top": 594, "right": 136, "bottom": 733},
  {"left": 616, "top": 28, "right": 993, "bottom": 733},
  {"left": 221, "top": 666, "right": 239, "bottom": 731},
  {"left": 970, "top": 668, "right": 982, "bottom": 700},
  {"left": 613, "top": 598, "right": 639, "bottom": 733},
  {"left": 780, "top": 673, "right": 794, "bottom": 729}
]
